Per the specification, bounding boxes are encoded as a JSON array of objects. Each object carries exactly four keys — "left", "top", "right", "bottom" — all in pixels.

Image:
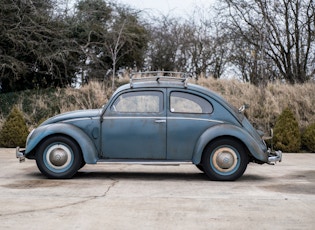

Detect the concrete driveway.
[{"left": 0, "top": 148, "right": 314, "bottom": 230}]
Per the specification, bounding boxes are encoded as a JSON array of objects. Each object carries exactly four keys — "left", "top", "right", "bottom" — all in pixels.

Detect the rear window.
[{"left": 170, "top": 92, "right": 213, "bottom": 114}]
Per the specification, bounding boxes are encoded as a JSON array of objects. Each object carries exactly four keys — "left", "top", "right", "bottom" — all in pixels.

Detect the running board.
[{"left": 97, "top": 159, "right": 192, "bottom": 166}]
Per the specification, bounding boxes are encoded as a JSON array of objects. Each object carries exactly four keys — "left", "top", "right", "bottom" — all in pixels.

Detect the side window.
[
  {"left": 112, "top": 91, "right": 163, "bottom": 113},
  {"left": 170, "top": 92, "right": 213, "bottom": 114}
]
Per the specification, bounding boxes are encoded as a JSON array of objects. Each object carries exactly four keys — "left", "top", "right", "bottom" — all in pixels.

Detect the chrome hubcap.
[
  {"left": 212, "top": 147, "right": 238, "bottom": 173},
  {"left": 46, "top": 144, "right": 72, "bottom": 169},
  {"left": 50, "top": 149, "right": 68, "bottom": 166}
]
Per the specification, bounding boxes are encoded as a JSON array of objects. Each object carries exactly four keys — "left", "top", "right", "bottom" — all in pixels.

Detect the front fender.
[
  {"left": 192, "top": 124, "right": 268, "bottom": 164},
  {"left": 25, "top": 123, "right": 99, "bottom": 164}
]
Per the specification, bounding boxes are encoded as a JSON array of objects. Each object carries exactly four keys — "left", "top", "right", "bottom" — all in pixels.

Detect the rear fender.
[
  {"left": 192, "top": 124, "right": 267, "bottom": 164},
  {"left": 25, "top": 123, "right": 99, "bottom": 164}
]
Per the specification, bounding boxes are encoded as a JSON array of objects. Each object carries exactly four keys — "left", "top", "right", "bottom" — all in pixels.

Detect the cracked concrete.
[
  {"left": 0, "top": 148, "right": 315, "bottom": 229},
  {"left": 0, "top": 178, "right": 118, "bottom": 217}
]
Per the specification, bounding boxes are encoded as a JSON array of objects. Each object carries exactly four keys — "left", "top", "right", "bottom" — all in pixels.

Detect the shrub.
[
  {"left": 0, "top": 107, "right": 29, "bottom": 148},
  {"left": 301, "top": 123, "right": 315, "bottom": 152},
  {"left": 273, "top": 108, "right": 301, "bottom": 152}
]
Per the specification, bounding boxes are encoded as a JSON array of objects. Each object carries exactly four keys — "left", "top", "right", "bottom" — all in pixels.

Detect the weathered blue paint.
[
  {"left": 41, "top": 109, "right": 102, "bottom": 126},
  {"left": 192, "top": 123, "right": 268, "bottom": 164},
  {"left": 166, "top": 117, "right": 219, "bottom": 160},
  {"left": 101, "top": 89, "right": 167, "bottom": 159},
  {"left": 25, "top": 123, "right": 99, "bottom": 163}
]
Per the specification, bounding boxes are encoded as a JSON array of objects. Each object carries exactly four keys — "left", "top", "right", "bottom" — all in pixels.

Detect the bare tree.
[
  {"left": 104, "top": 19, "right": 127, "bottom": 90},
  {"left": 220, "top": 0, "right": 315, "bottom": 84},
  {"left": 146, "top": 10, "right": 229, "bottom": 79},
  {"left": 183, "top": 11, "right": 229, "bottom": 78},
  {"left": 146, "top": 15, "right": 182, "bottom": 72},
  {"left": 74, "top": 1, "right": 148, "bottom": 87}
]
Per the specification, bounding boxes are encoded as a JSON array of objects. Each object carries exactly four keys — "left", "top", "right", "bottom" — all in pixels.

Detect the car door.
[
  {"left": 166, "top": 89, "right": 220, "bottom": 160},
  {"left": 101, "top": 89, "right": 166, "bottom": 159}
]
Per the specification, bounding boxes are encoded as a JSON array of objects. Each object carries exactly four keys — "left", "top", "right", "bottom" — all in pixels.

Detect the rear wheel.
[
  {"left": 36, "top": 136, "right": 83, "bottom": 179},
  {"left": 202, "top": 138, "right": 249, "bottom": 181}
]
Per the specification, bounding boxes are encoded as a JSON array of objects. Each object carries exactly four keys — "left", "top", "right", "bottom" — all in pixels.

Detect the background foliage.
[
  {"left": 0, "top": 0, "right": 148, "bottom": 92},
  {"left": 1, "top": 0, "right": 315, "bottom": 93}
]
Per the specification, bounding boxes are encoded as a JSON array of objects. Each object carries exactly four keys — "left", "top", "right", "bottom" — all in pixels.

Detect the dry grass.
[
  {"left": 58, "top": 81, "right": 114, "bottom": 113},
  {"left": 1, "top": 77, "right": 314, "bottom": 133},
  {"left": 0, "top": 81, "right": 115, "bottom": 130},
  {"left": 197, "top": 77, "right": 315, "bottom": 132}
]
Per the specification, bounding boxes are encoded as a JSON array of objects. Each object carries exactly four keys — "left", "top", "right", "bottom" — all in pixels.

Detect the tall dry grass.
[
  {"left": 1, "top": 77, "right": 314, "bottom": 133},
  {"left": 197, "top": 77, "right": 315, "bottom": 132},
  {"left": 0, "top": 81, "right": 115, "bottom": 129},
  {"left": 58, "top": 81, "right": 114, "bottom": 113}
]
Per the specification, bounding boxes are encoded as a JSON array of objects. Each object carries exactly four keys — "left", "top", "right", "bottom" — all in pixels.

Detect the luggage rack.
[{"left": 130, "top": 71, "right": 191, "bottom": 88}]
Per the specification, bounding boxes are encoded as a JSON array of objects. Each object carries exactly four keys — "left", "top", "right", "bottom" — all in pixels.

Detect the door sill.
[{"left": 97, "top": 159, "right": 192, "bottom": 166}]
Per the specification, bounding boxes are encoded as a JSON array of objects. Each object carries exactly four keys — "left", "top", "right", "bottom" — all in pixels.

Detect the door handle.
[{"left": 155, "top": 119, "right": 166, "bottom": 123}]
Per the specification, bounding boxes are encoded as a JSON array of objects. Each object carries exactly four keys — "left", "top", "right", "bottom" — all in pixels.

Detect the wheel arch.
[
  {"left": 192, "top": 124, "right": 267, "bottom": 165},
  {"left": 204, "top": 136, "right": 248, "bottom": 154},
  {"left": 25, "top": 123, "right": 99, "bottom": 164}
]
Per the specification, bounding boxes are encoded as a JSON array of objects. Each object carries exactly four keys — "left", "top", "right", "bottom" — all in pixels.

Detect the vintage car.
[{"left": 16, "top": 73, "right": 282, "bottom": 181}]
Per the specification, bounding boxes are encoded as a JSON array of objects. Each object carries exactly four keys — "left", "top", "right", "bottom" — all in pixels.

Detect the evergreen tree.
[
  {"left": 302, "top": 123, "right": 315, "bottom": 153},
  {"left": 273, "top": 108, "right": 301, "bottom": 152},
  {"left": 0, "top": 107, "right": 29, "bottom": 147}
]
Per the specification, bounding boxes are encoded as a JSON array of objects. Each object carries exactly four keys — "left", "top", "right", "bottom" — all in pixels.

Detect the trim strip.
[
  {"left": 97, "top": 159, "right": 192, "bottom": 165},
  {"left": 102, "top": 116, "right": 223, "bottom": 123},
  {"left": 103, "top": 116, "right": 163, "bottom": 120},
  {"left": 168, "top": 117, "right": 224, "bottom": 123}
]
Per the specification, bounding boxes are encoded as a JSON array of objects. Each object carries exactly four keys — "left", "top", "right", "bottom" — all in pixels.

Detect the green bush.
[
  {"left": 0, "top": 107, "right": 29, "bottom": 148},
  {"left": 302, "top": 123, "right": 315, "bottom": 152},
  {"left": 273, "top": 108, "right": 301, "bottom": 152}
]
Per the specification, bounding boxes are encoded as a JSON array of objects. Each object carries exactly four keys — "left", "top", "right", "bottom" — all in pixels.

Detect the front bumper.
[
  {"left": 16, "top": 147, "right": 26, "bottom": 163},
  {"left": 267, "top": 149, "right": 282, "bottom": 164}
]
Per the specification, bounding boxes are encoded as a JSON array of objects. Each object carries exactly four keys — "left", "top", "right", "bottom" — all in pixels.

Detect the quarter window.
[
  {"left": 112, "top": 91, "right": 163, "bottom": 113},
  {"left": 170, "top": 92, "right": 213, "bottom": 114}
]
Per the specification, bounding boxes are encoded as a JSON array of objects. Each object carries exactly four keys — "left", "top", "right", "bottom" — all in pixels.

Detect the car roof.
[
  {"left": 114, "top": 76, "right": 229, "bottom": 106},
  {"left": 111, "top": 76, "right": 243, "bottom": 122}
]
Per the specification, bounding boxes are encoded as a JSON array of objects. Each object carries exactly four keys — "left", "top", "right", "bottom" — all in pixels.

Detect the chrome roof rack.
[{"left": 130, "top": 71, "right": 191, "bottom": 88}]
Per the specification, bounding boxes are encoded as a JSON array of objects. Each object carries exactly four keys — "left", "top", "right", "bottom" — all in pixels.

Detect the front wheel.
[
  {"left": 202, "top": 138, "right": 249, "bottom": 181},
  {"left": 36, "top": 136, "right": 83, "bottom": 179}
]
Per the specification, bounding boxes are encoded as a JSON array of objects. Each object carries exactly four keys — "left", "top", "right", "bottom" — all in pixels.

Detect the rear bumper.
[
  {"left": 16, "top": 147, "right": 26, "bottom": 163},
  {"left": 267, "top": 149, "right": 282, "bottom": 164}
]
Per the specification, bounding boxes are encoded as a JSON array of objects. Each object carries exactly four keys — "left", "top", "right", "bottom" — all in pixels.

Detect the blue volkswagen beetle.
[{"left": 16, "top": 73, "right": 282, "bottom": 181}]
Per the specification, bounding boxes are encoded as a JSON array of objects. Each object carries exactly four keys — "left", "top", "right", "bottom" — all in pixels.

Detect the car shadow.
[
  {"left": 74, "top": 170, "right": 209, "bottom": 181},
  {"left": 25, "top": 169, "right": 270, "bottom": 182},
  {"left": 238, "top": 174, "right": 269, "bottom": 181},
  {"left": 73, "top": 170, "right": 269, "bottom": 182}
]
